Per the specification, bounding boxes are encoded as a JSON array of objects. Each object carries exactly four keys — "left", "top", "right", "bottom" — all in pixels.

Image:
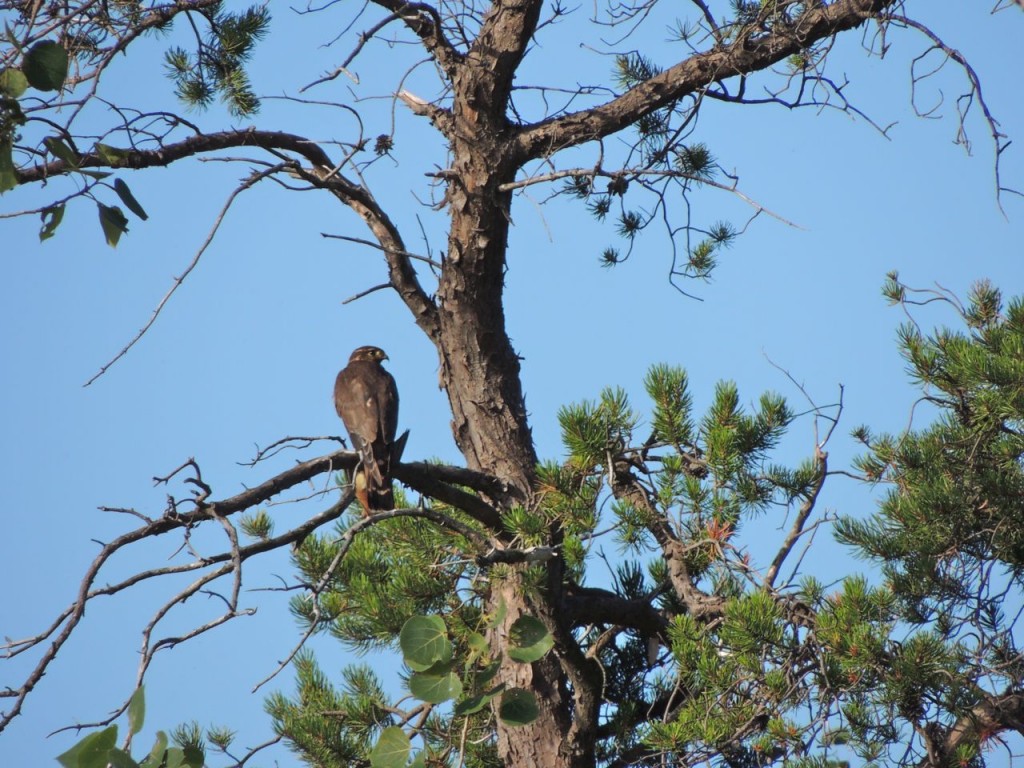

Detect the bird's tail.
[{"left": 355, "top": 467, "right": 395, "bottom": 513}]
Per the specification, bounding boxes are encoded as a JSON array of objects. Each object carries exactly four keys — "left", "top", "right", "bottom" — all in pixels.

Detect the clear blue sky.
[{"left": 2, "top": 3, "right": 1022, "bottom": 765}]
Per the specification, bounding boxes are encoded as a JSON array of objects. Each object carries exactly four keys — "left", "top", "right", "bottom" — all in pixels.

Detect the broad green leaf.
[
  {"left": 454, "top": 683, "right": 504, "bottom": 716},
  {"left": 39, "top": 203, "right": 65, "bottom": 241},
  {"left": 507, "top": 615, "right": 554, "bottom": 663},
  {"left": 114, "top": 178, "right": 148, "bottom": 220},
  {"left": 498, "top": 687, "right": 539, "bottom": 726},
  {"left": 0, "top": 138, "right": 16, "bottom": 194},
  {"left": 77, "top": 169, "right": 112, "bottom": 180},
  {"left": 0, "top": 67, "right": 27, "bottom": 97},
  {"left": 43, "top": 136, "right": 78, "bottom": 168},
  {"left": 140, "top": 731, "right": 168, "bottom": 767},
  {"left": 23, "top": 40, "right": 68, "bottom": 91},
  {"left": 127, "top": 686, "right": 145, "bottom": 736},
  {"left": 399, "top": 615, "right": 451, "bottom": 671},
  {"left": 106, "top": 748, "right": 140, "bottom": 768},
  {"left": 95, "top": 143, "right": 132, "bottom": 166},
  {"left": 56, "top": 725, "right": 118, "bottom": 768},
  {"left": 98, "top": 203, "right": 129, "bottom": 247},
  {"left": 163, "top": 747, "right": 185, "bottom": 768},
  {"left": 409, "top": 664, "right": 462, "bottom": 704},
  {"left": 369, "top": 726, "right": 410, "bottom": 768}
]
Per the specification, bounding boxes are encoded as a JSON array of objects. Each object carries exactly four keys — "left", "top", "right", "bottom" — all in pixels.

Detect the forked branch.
[{"left": 0, "top": 443, "right": 505, "bottom": 734}]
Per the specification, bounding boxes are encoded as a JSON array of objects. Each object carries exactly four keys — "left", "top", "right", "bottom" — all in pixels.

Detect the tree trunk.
[
  {"left": 436, "top": 134, "right": 585, "bottom": 768},
  {"left": 430, "top": 23, "right": 594, "bottom": 760}
]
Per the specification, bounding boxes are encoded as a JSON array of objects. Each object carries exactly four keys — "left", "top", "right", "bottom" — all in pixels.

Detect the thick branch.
[
  {"left": 609, "top": 457, "right": 724, "bottom": 621},
  {"left": 466, "top": 0, "right": 544, "bottom": 120},
  {"left": 15, "top": 127, "right": 441, "bottom": 341},
  {"left": 15, "top": 129, "right": 335, "bottom": 184},
  {"left": 223, "top": 447, "right": 504, "bottom": 527},
  {"left": 564, "top": 585, "right": 669, "bottom": 637},
  {"left": 370, "top": 0, "right": 464, "bottom": 77},
  {"left": 513, "top": 0, "right": 897, "bottom": 161},
  {"left": 927, "top": 689, "right": 1024, "bottom": 767},
  {"left": 394, "top": 462, "right": 502, "bottom": 529}
]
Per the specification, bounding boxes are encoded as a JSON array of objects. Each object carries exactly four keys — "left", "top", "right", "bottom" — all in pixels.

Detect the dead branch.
[
  {"left": 0, "top": 438, "right": 511, "bottom": 733},
  {"left": 83, "top": 164, "right": 290, "bottom": 386}
]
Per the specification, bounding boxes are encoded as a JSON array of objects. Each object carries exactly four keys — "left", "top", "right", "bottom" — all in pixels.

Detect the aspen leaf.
[
  {"left": 369, "top": 726, "right": 410, "bottom": 768},
  {"left": 98, "top": 203, "right": 129, "bottom": 247},
  {"left": 23, "top": 40, "right": 68, "bottom": 91},
  {"left": 399, "top": 615, "right": 451, "bottom": 671},
  {"left": 114, "top": 178, "right": 149, "bottom": 220}
]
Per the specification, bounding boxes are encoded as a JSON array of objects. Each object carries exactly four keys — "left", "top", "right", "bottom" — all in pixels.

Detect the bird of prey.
[{"left": 333, "top": 345, "right": 405, "bottom": 512}]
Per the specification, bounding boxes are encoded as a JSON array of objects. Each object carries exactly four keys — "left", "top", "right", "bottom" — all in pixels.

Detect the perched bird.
[{"left": 333, "top": 346, "right": 405, "bottom": 512}]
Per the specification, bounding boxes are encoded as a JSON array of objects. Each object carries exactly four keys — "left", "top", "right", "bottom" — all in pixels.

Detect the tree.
[{"left": 0, "top": 2, "right": 1021, "bottom": 767}]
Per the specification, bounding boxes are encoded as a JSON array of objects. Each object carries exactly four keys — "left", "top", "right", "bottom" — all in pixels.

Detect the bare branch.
[
  {"left": 84, "top": 164, "right": 288, "bottom": 386},
  {"left": 764, "top": 448, "right": 827, "bottom": 589},
  {"left": 322, "top": 232, "right": 442, "bottom": 268},
  {"left": 891, "top": 14, "right": 1017, "bottom": 210},
  {"left": 304, "top": 2, "right": 463, "bottom": 90}
]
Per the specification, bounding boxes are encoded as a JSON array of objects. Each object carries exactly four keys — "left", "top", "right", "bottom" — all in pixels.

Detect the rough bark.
[{"left": 424, "top": 2, "right": 592, "bottom": 764}]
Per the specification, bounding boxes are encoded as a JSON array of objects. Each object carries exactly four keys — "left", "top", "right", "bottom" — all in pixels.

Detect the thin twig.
[{"left": 84, "top": 164, "right": 289, "bottom": 387}]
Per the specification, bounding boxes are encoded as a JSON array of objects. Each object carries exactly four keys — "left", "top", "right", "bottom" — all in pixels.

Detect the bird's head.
[{"left": 349, "top": 346, "right": 389, "bottom": 363}]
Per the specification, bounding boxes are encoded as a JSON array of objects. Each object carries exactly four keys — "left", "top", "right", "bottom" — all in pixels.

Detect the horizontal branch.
[
  {"left": 395, "top": 461, "right": 503, "bottom": 530},
  {"left": 564, "top": 585, "right": 669, "bottom": 637},
  {"left": 1, "top": 441, "right": 510, "bottom": 732},
  {"left": 15, "top": 129, "right": 336, "bottom": 185}
]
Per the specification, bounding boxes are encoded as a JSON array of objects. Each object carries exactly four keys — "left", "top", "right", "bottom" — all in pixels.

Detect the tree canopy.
[{"left": 1, "top": 2, "right": 1022, "bottom": 768}]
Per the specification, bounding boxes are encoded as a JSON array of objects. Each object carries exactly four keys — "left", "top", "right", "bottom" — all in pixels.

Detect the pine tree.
[{"left": 2, "top": 3, "right": 1022, "bottom": 768}]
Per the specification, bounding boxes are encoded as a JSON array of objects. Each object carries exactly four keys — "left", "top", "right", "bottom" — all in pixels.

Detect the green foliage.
[
  {"left": 239, "top": 508, "right": 273, "bottom": 539},
  {"left": 497, "top": 688, "right": 540, "bottom": 726},
  {"left": 22, "top": 40, "right": 69, "bottom": 91},
  {"left": 408, "top": 662, "right": 462, "bottom": 704},
  {"left": 644, "top": 364, "right": 694, "bottom": 446},
  {"left": 507, "top": 616, "right": 554, "bottom": 662},
  {"left": 839, "top": 279, "right": 1024, "bottom": 613},
  {"left": 38, "top": 203, "right": 65, "bottom": 242},
  {"left": 113, "top": 179, "right": 149, "bottom": 221},
  {"left": 573, "top": 57, "right": 738, "bottom": 280},
  {"left": 273, "top": 588, "right": 553, "bottom": 765},
  {"left": 57, "top": 726, "right": 119, "bottom": 768},
  {"left": 0, "top": 135, "right": 18, "bottom": 194},
  {"left": 289, "top": 504, "right": 480, "bottom": 648},
  {"left": 56, "top": 688, "right": 204, "bottom": 768},
  {"left": 98, "top": 203, "right": 130, "bottom": 247},
  {"left": 0, "top": 68, "right": 28, "bottom": 98},
  {"left": 822, "top": 278, "right": 1024, "bottom": 765},
  {"left": 673, "top": 143, "right": 716, "bottom": 181},
  {"left": 558, "top": 386, "right": 637, "bottom": 471},
  {"left": 369, "top": 726, "right": 410, "bottom": 768},
  {"left": 163, "top": 5, "right": 270, "bottom": 117},
  {"left": 400, "top": 615, "right": 452, "bottom": 670},
  {"left": 43, "top": 136, "right": 78, "bottom": 168},
  {"left": 267, "top": 654, "right": 389, "bottom": 768}
]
